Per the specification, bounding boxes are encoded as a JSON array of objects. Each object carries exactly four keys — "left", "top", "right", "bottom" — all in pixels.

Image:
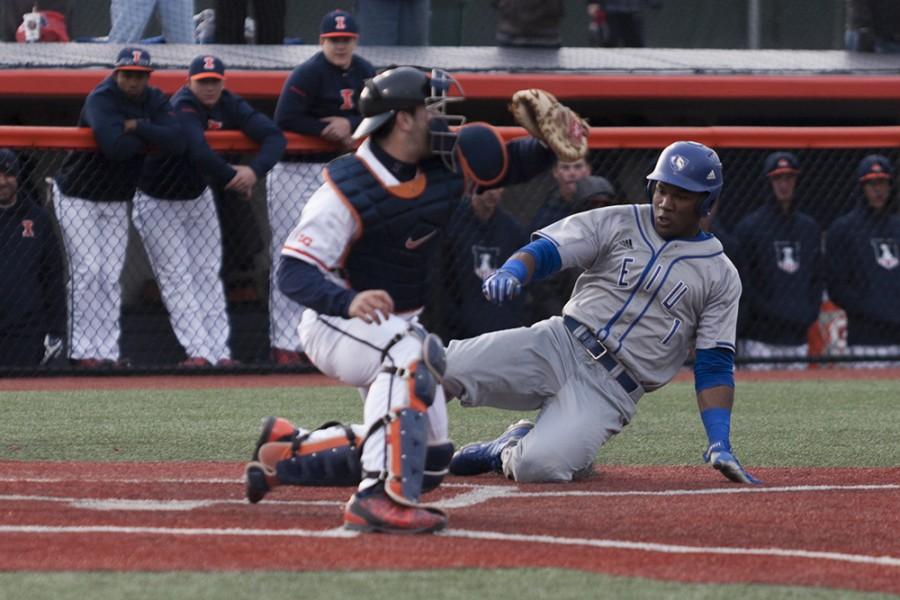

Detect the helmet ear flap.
[{"left": 645, "top": 180, "right": 655, "bottom": 201}]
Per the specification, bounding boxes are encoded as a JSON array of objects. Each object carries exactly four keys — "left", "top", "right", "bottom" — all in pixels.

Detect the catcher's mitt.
[{"left": 509, "top": 89, "right": 589, "bottom": 162}]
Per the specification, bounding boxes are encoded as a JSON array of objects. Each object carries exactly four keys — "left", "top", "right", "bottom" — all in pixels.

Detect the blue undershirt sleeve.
[
  {"left": 693, "top": 347, "right": 735, "bottom": 392},
  {"left": 277, "top": 256, "right": 357, "bottom": 318},
  {"left": 518, "top": 237, "right": 562, "bottom": 282}
]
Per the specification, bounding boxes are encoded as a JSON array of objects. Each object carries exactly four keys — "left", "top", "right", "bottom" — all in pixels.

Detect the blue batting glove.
[
  {"left": 703, "top": 441, "right": 762, "bottom": 485},
  {"left": 482, "top": 269, "right": 523, "bottom": 305}
]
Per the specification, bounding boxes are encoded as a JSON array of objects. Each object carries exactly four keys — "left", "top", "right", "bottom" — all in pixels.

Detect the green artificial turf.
[
  {"left": 1, "top": 379, "right": 898, "bottom": 466},
  {"left": 0, "top": 570, "right": 895, "bottom": 600}
]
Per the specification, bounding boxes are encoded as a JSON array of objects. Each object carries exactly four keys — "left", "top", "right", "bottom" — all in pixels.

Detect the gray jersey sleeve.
[{"left": 695, "top": 258, "right": 741, "bottom": 352}]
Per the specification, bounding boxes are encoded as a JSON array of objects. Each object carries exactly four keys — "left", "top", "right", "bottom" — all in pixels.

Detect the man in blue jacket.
[
  {"left": 826, "top": 155, "right": 900, "bottom": 366},
  {"left": 734, "top": 152, "right": 823, "bottom": 369},
  {"left": 137, "top": 55, "right": 286, "bottom": 367},
  {"left": 53, "top": 47, "right": 184, "bottom": 368},
  {"left": 0, "top": 149, "right": 66, "bottom": 367}
]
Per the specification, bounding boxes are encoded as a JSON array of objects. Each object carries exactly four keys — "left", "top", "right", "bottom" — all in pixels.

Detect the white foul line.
[
  {"left": 0, "top": 523, "right": 896, "bottom": 568},
  {"left": 438, "top": 529, "right": 900, "bottom": 568}
]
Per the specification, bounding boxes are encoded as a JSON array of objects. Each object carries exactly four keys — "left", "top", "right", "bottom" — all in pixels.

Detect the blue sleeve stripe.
[
  {"left": 519, "top": 237, "right": 562, "bottom": 281},
  {"left": 694, "top": 347, "right": 735, "bottom": 392}
]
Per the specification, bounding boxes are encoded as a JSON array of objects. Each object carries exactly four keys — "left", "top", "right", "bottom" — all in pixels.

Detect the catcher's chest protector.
[{"left": 328, "top": 155, "right": 463, "bottom": 311}]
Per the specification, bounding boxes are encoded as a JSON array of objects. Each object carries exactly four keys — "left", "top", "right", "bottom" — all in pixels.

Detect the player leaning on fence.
[
  {"left": 445, "top": 141, "right": 761, "bottom": 487},
  {"left": 53, "top": 47, "right": 185, "bottom": 368},
  {"left": 136, "top": 55, "right": 286, "bottom": 367}
]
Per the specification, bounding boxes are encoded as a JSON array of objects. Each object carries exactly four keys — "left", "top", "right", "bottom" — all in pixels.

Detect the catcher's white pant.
[
  {"left": 132, "top": 189, "right": 231, "bottom": 363},
  {"left": 298, "top": 308, "right": 449, "bottom": 493},
  {"left": 108, "top": 0, "right": 194, "bottom": 43},
  {"left": 266, "top": 161, "right": 323, "bottom": 352},
  {"left": 737, "top": 339, "right": 808, "bottom": 370},
  {"left": 52, "top": 186, "right": 129, "bottom": 361}
]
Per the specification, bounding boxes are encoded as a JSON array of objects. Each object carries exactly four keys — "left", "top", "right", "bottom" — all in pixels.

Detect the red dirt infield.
[{"left": 0, "top": 461, "right": 897, "bottom": 594}]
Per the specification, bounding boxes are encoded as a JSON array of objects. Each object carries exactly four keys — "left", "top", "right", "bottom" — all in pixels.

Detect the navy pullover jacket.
[
  {"left": 274, "top": 52, "right": 375, "bottom": 163},
  {"left": 733, "top": 200, "right": 823, "bottom": 344},
  {"left": 0, "top": 197, "right": 66, "bottom": 337},
  {"left": 56, "top": 76, "right": 185, "bottom": 202},
  {"left": 826, "top": 199, "right": 900, "bottom": 344},
  {"left": 140, "top": 86, "right": 286, "bottom": 200}
]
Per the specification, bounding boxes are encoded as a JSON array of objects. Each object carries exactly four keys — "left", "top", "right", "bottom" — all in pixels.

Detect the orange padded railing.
[
  {"left": 2, "top": 70, "right": 900, "bottom": 100},
  {"left": 2, "top": 125, "right": 900, "bottom": 152}
]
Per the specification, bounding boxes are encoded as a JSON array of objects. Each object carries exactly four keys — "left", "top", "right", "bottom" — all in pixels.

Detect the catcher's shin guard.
[
  {"left": 251, "top": 416, "right": 300, "bottom": 461},
  {"left": 274, "top": 422, "right": 363, "bottom": 487},
  {"left": 423, "top": 441, "right": 454, "bottom": 493}
]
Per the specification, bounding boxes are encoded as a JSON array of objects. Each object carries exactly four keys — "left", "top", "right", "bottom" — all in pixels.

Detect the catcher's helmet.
[
  {"left": 646, "top": 140, "right": 723, "bottom": 215},
  {"left": 352, "top": 66, "right": 464, "bottom": 141},
  {"left": 856, "top": 154, "right": 893, "bottom": 183}
]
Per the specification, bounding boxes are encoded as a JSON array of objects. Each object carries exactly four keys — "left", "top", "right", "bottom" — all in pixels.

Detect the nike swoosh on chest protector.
[{"left": 404, "top": 230, "right": 437, "bottom": 249}]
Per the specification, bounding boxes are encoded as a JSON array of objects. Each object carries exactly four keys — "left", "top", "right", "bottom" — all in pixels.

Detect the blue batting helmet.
[{"left": 646, "top": 141, "right": 723, "bottom": 215}]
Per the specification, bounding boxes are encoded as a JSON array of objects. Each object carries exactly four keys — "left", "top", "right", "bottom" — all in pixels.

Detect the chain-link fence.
[{"left": 1, "top": 138, "right": 899, "bottom": 374}]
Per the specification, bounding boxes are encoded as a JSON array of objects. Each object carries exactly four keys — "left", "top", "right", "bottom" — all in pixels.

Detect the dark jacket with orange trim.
[
  {"left": 139, "top": 86, "right": 285, "bottom": 200},
  {"left": 277, "top": 137, "right": 553, "bottom": 317},
  {"left": 56, "top": 76, "right": 185, "bottom": 202}
]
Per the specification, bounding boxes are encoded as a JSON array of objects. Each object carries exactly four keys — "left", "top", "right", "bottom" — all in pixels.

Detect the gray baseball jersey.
[{"left": 540, "top": 203, "right": 741, "bottom": 391}]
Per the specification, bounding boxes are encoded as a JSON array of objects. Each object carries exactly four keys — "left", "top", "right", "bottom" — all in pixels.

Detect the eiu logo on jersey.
[
  {"left": 662, "top": 280, "right": 689, "bottom": 311},
  {"left": 21, "top": 219, "right": 34, "bottom": 238},
  {"left": 774, "top": 241, "right": 800, "bottom": 274},
  {"left": 472, "top": 245, "right": 501, "bottom": 280},
  {"left": 871, "top": 238, "right": 899, "bottom": 270}
]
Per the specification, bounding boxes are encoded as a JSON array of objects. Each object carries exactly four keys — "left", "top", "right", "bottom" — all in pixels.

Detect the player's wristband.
[
  {"left": 500, "top": 258, "right": 528, "bottom": 283},
  {"left": 700, "top": 407, "right": 731, "bottom": 449}
]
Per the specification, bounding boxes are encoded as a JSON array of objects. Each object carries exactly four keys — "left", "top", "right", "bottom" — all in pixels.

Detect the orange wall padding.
[
  {"left": 2, "top": 125, "right": 900, "bottom": 151},
  {"left": 2, "top": 70, "right": 900, "bottom": 100}
]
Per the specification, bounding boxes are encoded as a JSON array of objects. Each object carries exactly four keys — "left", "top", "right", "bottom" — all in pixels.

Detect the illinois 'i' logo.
[
  {"left": 21, "top": 219, "right": 34, "bottom": 238},
  {"left": 335, "top": 15, "right": 346, "bottom": 30}
]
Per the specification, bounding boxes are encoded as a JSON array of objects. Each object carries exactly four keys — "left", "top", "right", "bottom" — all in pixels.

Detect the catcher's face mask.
[{"left": 426, "top": 68, "right": 466, "bottom": 170}]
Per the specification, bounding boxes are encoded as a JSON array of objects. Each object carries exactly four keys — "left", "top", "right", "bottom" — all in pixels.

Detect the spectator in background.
[
  {"left": 53, "top": 48, "right": 184, "bottom": 368},
  {"left": 587, "top": 1, "right": 659, "bottom": 48},
  {"left": 0, "top": 150, "right": 66, "bottom": 367},
  {"left": 494, "top": 0, "right": 562, "bottom": 48},
  {"left": 733, "top": 152, "right": 823, "bottom": 369},
  {"left": 825, "top": 155, "right": 900, "bottom": 366},
  {"left": 526, "top": 159, "right": 612, "bottom": 323},
  {"left": 845, "top": 0, "right": 900, "bottom": 53},
  {"left": 439, "top": 187, "right": 528, "bottom": 340},
  {"left": 214, "top": 0, "right": 286, "bottom": 44},
  {"left": 108, "top": 0, "right": 194, "bottom": 43},
  {"left": 4, "top": 0, "right": 70, "bottom": 42},
  {"left": 266, "top": 9, "right": 375, "bottom": 365},
  {"left": 356, "top": 0, "right": 430, "bottom": 46},
  {"left": 136, "top": 55, "right": 285, "bottom": 367}
]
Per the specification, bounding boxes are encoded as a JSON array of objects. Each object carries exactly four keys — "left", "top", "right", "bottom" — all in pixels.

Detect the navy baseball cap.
[
  {"left": 857, "top": 154, "right": 893, "bottom": 182},
  {"left": 763, "top": 151, "right": 800, "bottom": 178},
  {"left": 189, "top": 55, "right": 225, "bottom": 81},
  {"left": 320, "top": 9, "right": 358, "bottom": 38},
  {"left": 0, "top": 149, "right": 18, "bottom": 177},
  {"left": 114, "top": 47, "right": 153, "bottom": 72}
]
